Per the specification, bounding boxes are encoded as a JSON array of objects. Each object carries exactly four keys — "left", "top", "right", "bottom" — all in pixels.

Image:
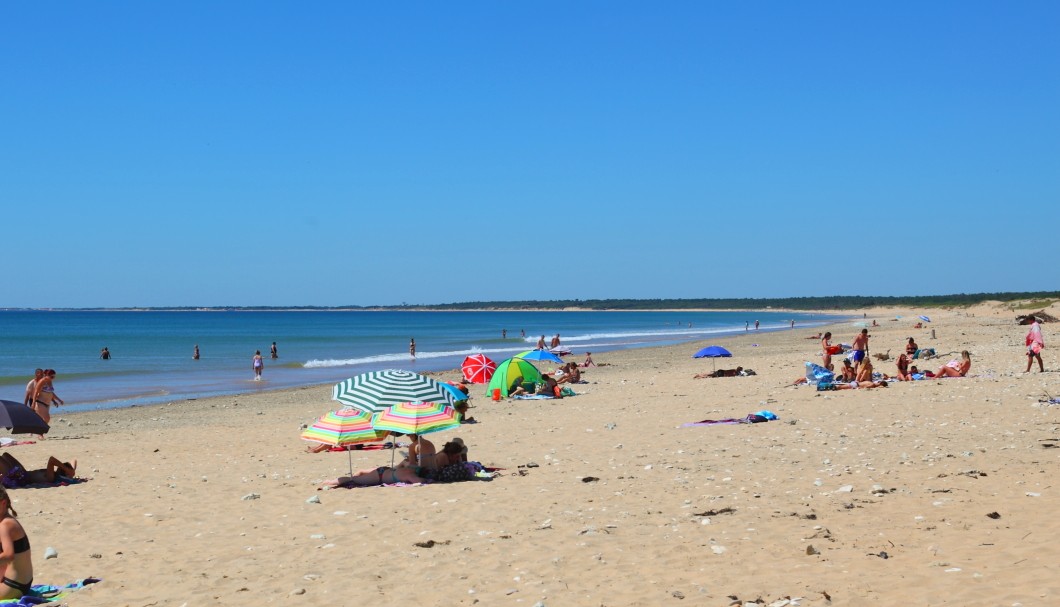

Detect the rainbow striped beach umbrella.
[
  {"left": 333, "top": 369, "right": 459, "bottom": 414},
  {"left": 301, "top": 408, "right": 389, "bottom": 475},
  {"left": 372, "top": 401, "right": 460, "bottom": 436}
]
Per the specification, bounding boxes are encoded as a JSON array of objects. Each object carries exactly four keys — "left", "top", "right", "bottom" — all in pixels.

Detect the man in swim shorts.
[{"left": 851, "top": 329, "right": 870, "bottom": 374}]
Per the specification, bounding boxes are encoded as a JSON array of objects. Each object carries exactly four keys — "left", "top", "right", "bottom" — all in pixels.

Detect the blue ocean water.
[{"left": 0, "top": 310, "right": 838, "bottom": 412}]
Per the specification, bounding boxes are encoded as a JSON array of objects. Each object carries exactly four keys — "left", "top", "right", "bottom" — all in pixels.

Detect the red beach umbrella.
[{"left": 461, "top": 354, "right": 496, "bottom": 384}]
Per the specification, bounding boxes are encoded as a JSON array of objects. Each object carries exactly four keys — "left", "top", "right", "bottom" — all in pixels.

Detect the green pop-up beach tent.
[{"left": 485, "top": 357, "right": 543, "bottom": 398}]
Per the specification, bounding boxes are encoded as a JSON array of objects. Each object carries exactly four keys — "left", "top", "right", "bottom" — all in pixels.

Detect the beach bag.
[{"left": 432, "top": 462, "right": 472, "bottom": 483}]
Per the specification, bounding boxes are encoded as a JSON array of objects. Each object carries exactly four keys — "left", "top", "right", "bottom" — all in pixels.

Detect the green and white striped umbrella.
[{"left": 333, "top": 369, "right": 459, "bottom": 414}]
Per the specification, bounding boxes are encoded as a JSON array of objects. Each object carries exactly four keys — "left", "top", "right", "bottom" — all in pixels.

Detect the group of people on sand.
[
  {"left": 321, "top": 435, "right": 471, "bottom": 488},
  {"left": 509, "top": 372, "right": 564, "bottom": 398},
  {"left": 817, "top": 327, "right": 977, "bottom": 384}
]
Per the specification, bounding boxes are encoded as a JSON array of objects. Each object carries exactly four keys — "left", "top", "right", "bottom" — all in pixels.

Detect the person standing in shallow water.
[
  {"left": 193, "top": 345, "right": 200, "bottom": 360},
  {"left": 270, "top": 342, "right": 278, "bottom": 359},
  {"left": 99, "top": 347, "right": 111, "bottom": 360},
  {"left": 252, "top": 351, "right": 264, "bottom": 380},
  {"left": 409, "top": 338, "right": 416, "bottom": 359}
]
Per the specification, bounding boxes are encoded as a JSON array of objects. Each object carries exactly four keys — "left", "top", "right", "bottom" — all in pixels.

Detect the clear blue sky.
[{"left": 3, "top": 2, "right": 1057, "bottom": 307}]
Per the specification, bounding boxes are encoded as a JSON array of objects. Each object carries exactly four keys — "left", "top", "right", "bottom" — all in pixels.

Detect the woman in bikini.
[
  {"left": 320, "top": 465, "right": 427, "bottom": 488},
  {"left": 895, "top": 353, "right": 912, "bottom": 381},
  {"left": 31, "top": 370, "right": 63, "bottom": 425},
  {"left": 0, "top": 486, "right": 33, "bottom": 600},
  {"left": 935, "top": 351, "right": 972, "bottom": 378},
  {"left": 821, "top": 332, "right": 834, "bottom": 370},
  {"left": 906, "top": 337, "right": 919, "bottom": 357}
]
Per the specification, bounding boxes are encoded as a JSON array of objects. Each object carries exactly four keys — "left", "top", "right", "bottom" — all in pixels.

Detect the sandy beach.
[{"left": 9, "top": 302, "right": 1058, "bottom": 606}]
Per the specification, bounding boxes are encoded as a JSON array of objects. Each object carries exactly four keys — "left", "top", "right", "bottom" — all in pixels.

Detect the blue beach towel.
[{"left": 0, "top": 578, "right": 101, "bottom": 605}]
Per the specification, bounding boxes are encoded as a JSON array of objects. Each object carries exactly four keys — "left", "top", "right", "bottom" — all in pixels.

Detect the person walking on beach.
[
  {"left": 99, "top": 347, "right": 111, "bottom": 360},
  {"left": 409, "top": 338, "right": 416, "bottom": 359},
  {"left": 270, "top": 342, "right": 278, "bottom": 359},
  {"left": 252, "top": 351, "right": 264, "bottom": 380},
  {"left": 31, "top": 370, "right": 62, "bottom": 426},
  {"left": 755, "top": 320, "right": 760, "bottom": 330},
  {"left": 1025, "top": 318, "right": 1045, "bottom": 372},
  {"left": 23, "top": 370, "right": 43, "bottom": 408},
  {"left": 745, "top": 321, "right": 749, "bottom": 332},
  {"left": 193, "top": 344, "right": 200, "bottom": 360},
  {"left": 0, "top": 486, "right": 34, "bottom": 600}
]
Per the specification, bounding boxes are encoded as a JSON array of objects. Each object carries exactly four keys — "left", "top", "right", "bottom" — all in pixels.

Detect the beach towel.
[
  {"left": 682, "top": 411, "right": 777, "bottom": 427},
  {"left": 327, "top": 443, "right": 391, "bottom": 452},
  {"left": 512, "top": 394, "right": 554, "bottom": 400},
  {"left": 0, "top": 438, "right": 35, "bottom": 448},
  {"left": 0, "top": 577, "right": 100, "bottom": 605},
  {"left": 3, "top": 474, "right": 87, "bottom": 490}
]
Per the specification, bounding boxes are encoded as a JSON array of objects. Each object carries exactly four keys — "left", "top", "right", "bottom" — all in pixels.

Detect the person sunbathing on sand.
[
  {"left": 818, "top": 380, "right": 889, "bottom": 390},
  {"left": 694, "top": 367, "right": 743, "bottom": 379},
  {"left": 895, "top": 353, "right": 912, "bottom": 381},
  {"left": 855, "top": 359, "right": 875, "bottom": 382},
  {"left": 0, "top": 453, "right": 76, "bottom": 487},
  {"left": 935, "top": 351, "right": 972, "bottom": 378},
  {"left": 320, "top": 466, "right": 427, "bottom": 488},
  {"left": 836, "top": 359, "right": 856, "bottom": 382}
]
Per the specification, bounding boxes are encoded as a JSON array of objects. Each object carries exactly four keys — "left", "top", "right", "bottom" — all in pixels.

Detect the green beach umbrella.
[{"left": 486, "top": 357, "right": 543, "bottom": 398}]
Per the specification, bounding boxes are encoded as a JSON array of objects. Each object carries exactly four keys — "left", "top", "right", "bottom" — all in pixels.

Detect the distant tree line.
[
  {"left": 423, "top": 292, "right": 1060, "bottom": 311},
  {"left": 57, "top": 291, "right": 1060, "bottom": 311}
]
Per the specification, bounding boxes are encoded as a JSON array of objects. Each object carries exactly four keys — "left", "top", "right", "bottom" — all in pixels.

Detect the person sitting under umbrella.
[
  {"left": 424, "top": 438, "right": 473, "bottom": 483},
  {"left": 396, "top": 434, "right": 436, "bottom": 471},
  {"left": 0, "top": 453, "right": 76, "bottom": 488}
]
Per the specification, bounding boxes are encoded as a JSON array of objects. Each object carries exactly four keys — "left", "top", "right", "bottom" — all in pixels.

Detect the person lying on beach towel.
[
  {"left": 693, "top": 367, "right": 743, "bottom": 379},
  {"left": 0, "top": 454, "right": 76, "bottom": 488},
  {"left": 320, "top": 465, "right": 428, "bottom": 489},
  {"left": 817, "top": 380, "right": 889, "bottom": 391}
]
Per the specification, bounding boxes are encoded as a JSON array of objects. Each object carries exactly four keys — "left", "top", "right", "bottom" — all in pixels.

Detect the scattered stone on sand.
[
  {"left": 241, "top": 493, "right": 260, "bottom": 501},
  {"left": 44, "top": 547, "right": 58, "bottom": 559}
]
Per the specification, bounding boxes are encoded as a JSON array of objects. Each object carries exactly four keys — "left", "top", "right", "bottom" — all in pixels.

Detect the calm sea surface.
[{"left": 0, "top": 310, "right": 839, "bottom": 412}]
